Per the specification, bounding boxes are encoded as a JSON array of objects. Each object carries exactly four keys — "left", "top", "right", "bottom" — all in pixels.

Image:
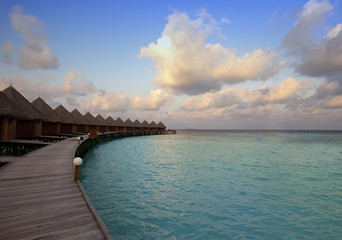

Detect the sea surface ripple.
[{"left": 80, "top": 130, "right": 342, "bottom": 239}]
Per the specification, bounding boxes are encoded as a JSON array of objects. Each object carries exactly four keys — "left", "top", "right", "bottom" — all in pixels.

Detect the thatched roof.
[
  {"left": 133, "top": 119, "right": 142, "bottom": 128},
  {"left": 54, "top": 105, "right": 75, "bottom": 124},
  {"left": 2, "top": 85, "right": 45, "bottom": 121},
  {"left": 106, "top": 116, "right": 116, "bottom": 126},
  {"left": 124, "top": 118, "right": 134, "bottom": 128},
  {"left": 0, "top": 91, "right": 28, "bottom": 119},
  {"left": 95, "top": 114, "right": 108, "bottom": 126},
  {"left": 150, "top": 121, "right": 158, "bottom": 128},
  {"left": 115, "top": 117, "right": 125, "bottom": 127},
  {"left": 31, "top": 97, "right": 62, "bottom": 123},
  {"left": 84, "top": 112, "right": 98, "bottom": 126},
  {"left": 71, "top": 109, "right": 88, "bottom": 125},
  {"left": 141, "top": 120, "right": 150, "bottom": 128},
  {"left": 157, "top": 121, "right": 166, "bottom": 129}
]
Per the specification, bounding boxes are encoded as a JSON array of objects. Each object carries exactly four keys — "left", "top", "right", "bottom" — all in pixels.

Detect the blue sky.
[{"left": 1, "top": 0, "right": 342, "bottom": 129}]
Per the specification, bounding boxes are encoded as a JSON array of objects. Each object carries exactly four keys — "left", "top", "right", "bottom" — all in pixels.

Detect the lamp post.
[{"left": 73, "top": 157, "right": 83, "bottom": 181}]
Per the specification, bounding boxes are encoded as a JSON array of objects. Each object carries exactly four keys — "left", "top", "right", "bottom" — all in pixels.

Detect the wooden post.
[
  {"left": 35, "top": 120, "right": 42, "bottom": 137},
  {"left": 72, "top": 124, "right": 77, "bottom": 134},
  {"left": 2, "top": 117, "right": 10, "bottom": 140},
  {"left": 73, "top": 157, "right": 83, "bottom": 181},
  {"left": 74, "top": 165, "right": 80, "bottom": 181},
  {"left": 56, "top": 123, "right": 61, "bottom": 135}
]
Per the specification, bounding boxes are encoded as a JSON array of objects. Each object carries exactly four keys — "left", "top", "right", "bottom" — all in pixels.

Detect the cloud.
[
  {"left": 140, "top": 10, "right": 281, "bottom": 95},
  {"left": 66, "top": 97, "right": 80, "bottom": 108},
  {"left": 314, "top": 80, "right": 342, "bottom": 100},
  {"left": 1, "top": 71, "right": 171, "bottom": 115},
  {"left": 0, "top": 71, "right": 97, "bottom": 109},
  {"left": 61, "top": 71, "right": 96, "bottom": 96},
  {"left": 2, "top": 41, "right": 16, "bottom": 64},
  {"left": 181, "top": 88, "right": 249, "bottom": 110},
  {"left": 323, "top": 96, "right": 342, "bottom": 108},
  {"left": 86, "top": 89, "right": 172, "bottom": 112},
  {"left": 181, "top": 78, "right": 309, "bottom": 110},
  {"left": 282, "top": 0, "right": 333, "bottom": 54},
  {"left": 324, "top": 23, "right": 342, "bottom": 40},
  {"left": 221, "top": 18, "right": 231, "bottom": 24},
  {"left": 0, "top": 75, "right": 55, "bottom": 101},
  {"left": 171, "top": 77, "right": 342, "bottom": 129},
  {"left": 86, "top": 91, "right": 131, "bottom": 112},
  {"left": 309, "top": 80, "right": 342, "bottom": 109},
  {"left": 10, "top": 5, "right": 58, "bottom": 69},
  {"left": 0, "top": 75, "right": 8, "bottom": 90},
  {"left": 130, "top": 89, "right": 173, "bottom": 110},
  {"left": 298, "top": 24, "right": 342, "bottom": 78},
  {"left": 282, "top": 0, "right": 342, "bottom": 81},
  {"left": 247, "top": 77, "right": 310, "bottom": 105}
]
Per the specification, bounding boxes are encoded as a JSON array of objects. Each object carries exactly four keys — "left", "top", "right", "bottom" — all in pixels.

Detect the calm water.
[{"left": 80, "top": 130, "right": 342, "bottom": 239}]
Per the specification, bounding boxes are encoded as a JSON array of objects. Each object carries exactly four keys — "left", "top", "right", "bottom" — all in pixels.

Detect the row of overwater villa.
[{"left": 0, "top": 85, "right": 169, "bottom": 141}]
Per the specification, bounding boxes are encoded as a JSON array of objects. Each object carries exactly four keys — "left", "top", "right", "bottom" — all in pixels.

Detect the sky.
[{"left": 0, "top": 0, "right": 342, "bottom": 130}]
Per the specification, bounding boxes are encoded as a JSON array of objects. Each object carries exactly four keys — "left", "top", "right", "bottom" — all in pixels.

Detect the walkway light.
[{"left": 73, "top": 157, "right": 83, "bottom": 181}]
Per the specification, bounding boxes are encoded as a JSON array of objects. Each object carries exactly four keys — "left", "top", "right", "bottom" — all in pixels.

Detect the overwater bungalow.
[
  {"left": 157, "top": 121, "right": 167, "bottom": 132},
  {"left": 150, "top": 121, "right": 158, "bottom": 132},
  {"left": 141, "top": 120, "right": 151, "bottom": 132},
  {"left": 32, "top": 97, "right": 62, "bottom": 136},
  {"left": 95, "top": 114, "right": 109, "bottom": 132},
  {"left": 71, "top": 109, "right": 89, "bottom": 133},
  {"left": 105, "top": 116, "right": 117, "bottom": 132},
  {"left": 0, "top": 91, "right": 27, "bottom": 140},
  {"left": 83, "top": 112, "right": 99, "bottom": 132},
  {"left": 54, "top": 105, "right": 76, "bottom": 134},
  {"left": 133, "top": 119, "right": 142, "bottom": 132},
  {"left": 125, "top": 118, "right": 135, "bottom": 132},
  {"left": 115, "top": 117, "right": 125, "bottom": 132},
  {"left": 2, "top": 86, "right": 45, "bottom": 139}
]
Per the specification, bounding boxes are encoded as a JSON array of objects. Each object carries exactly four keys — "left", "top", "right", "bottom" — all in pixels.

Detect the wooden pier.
[
  {"left": 0, "top": 136, "right": 111, "bottom": 239},
  {"left": 0, "top": 130, "right": 175, "bottom": 239}
]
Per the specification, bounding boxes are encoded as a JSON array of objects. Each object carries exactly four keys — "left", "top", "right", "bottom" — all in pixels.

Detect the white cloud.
[
  {"left": 282, "top": 0, "right": 333, "bottom": 54},
  {"left": 61, "top": 71, "right": 96, "bottom": 96},
  {"left": 86, "top": 89, "right": 172, "bottom": 112},
  {"left": 2, "top": 41, "right": 16, "bottom": 64},
  {"left": 10, "top": 5, "right": 58, "bottom": 69},
  {"left": 0, "top": 75, "right": 57, "bottom": 101},
  {"left": 323, "top": 96, "right": 342, "bottom": 108},
  {"left": 324, "top": 23, "right": 342, "bottom": 40},
  {"left": 221, "top": 18, "right": 231, "bottom": 24},
  {"left": 296, "top": 22, "right": 342, "bottom": 78},
  {"left": 0, "top": 75, "right": 9, "bottom": 90},
  {"left": 86, "top": 91, "right": 131, "bottom": 112},
  {"left": 140, "top": 10, "right": 281, "bottom": 95},
  {"left": 181, "top": 88, "right": 248, "bottom": 110},
  {"left": 130, "top": 89, "right": 173, "bottom": 110},
  {"left": 1, "top": 71, "right": 172, "bottom": 115},
  {"left": 169, "top": 77, "right": 342, "bottom": 129},
  {"left": 0, "top": 71, "right": 97, "bottom": 108},
  {"left": 247, "top": 78, "right": 309, "bottom": 105},
  {"left": 181, "top": 78, "right": 309, "bottom": 110},
  {"left": 282, "top": 0, "right": 342, "bottom": 80}
]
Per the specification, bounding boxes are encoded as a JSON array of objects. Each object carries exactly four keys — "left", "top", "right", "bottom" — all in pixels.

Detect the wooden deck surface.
[{"left": 0, "top": 137, "right": 109, "bottom": 239}]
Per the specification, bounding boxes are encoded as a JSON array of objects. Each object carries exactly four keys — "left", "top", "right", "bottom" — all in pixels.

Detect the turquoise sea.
[{"left": 80, "top": 130, "right": 342, "bottom": 239}]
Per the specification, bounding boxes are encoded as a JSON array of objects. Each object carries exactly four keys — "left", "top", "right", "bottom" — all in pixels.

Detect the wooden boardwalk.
[{"left": 0, "top": 136, "right": 111, "bottom": 239}]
